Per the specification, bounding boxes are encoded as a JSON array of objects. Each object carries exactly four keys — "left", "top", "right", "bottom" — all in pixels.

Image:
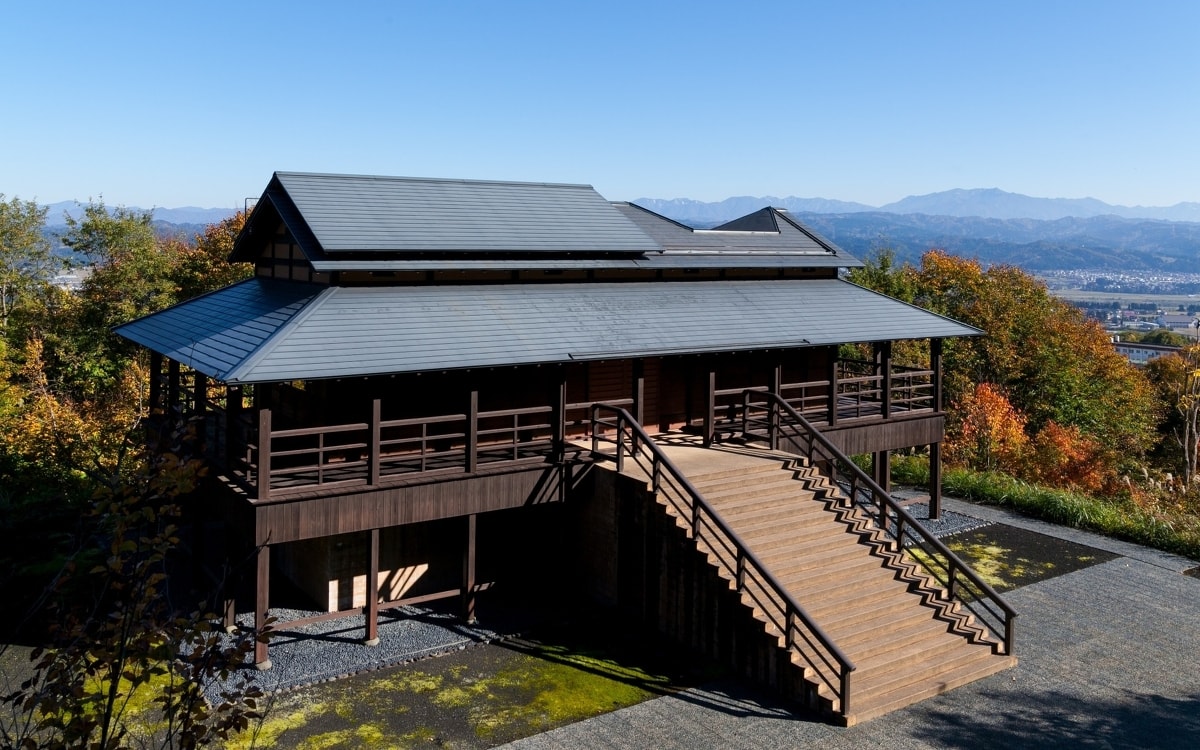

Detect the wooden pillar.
[
  {"left": 226, "top": 385, "right": 243, "bottom": 471},
  {"left": 369, "top": 398, "right": 381, "bottom": 486},
  {"left": 704, "top": 369, "right": 716, "bottom": 447},
  {"left": 930, "top": 441, "right": 943, "bottom": 519},
  {"left": 222, "top": 594, "right": 236, "bottom": 633},
  {"left": 551, "top": 368, "right": 567, "bottom": 460},
  {"left": 253, "top": 544, "right": 271, "bottom": 669},
  {"left": 466, "top": 390, "right": 479, "bottom": 473},
  {"left": 632, "top": 359, "right": 645, "bottom": 426},
  {"left": 874, "top": 450, "right": 891, "bottom": 493},
  {"left": 827, "top": 348, "right": 839, "bottom": 427},
  {"left": 364, "top": 528, "right": 380, "bottom": 646},
  {"left": 168, "top": 359, "right": 181, "bottom": 414},
  {"left": 931, "top": 338, "right": 944, "bottom": 412},
  {"left": 256, "top": 408, "right": 272, "bottom": 501},
  {"left": 462, "top": 514, "right": 477, "bottom": 623},
  {"left": 876, "top": 341, "right": 892, "bottom": 418},
  {"left": 149, "top": 351, "right": 163, "bottom": 413},
  {"left": 770, "top": 362, "right": 782, "bottom": 450},
  {"left": 194, "top": 373, "right": 207, "bottom": 419}
]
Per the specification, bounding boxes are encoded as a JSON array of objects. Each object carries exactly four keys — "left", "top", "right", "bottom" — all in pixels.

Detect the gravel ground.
[{"left": 205, "top": 604, "right": 506, "bottom": 702}]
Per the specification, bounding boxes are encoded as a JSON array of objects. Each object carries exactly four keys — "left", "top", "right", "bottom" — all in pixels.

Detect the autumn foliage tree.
[{"left": 851, "top": 249, "right": 1161, "bottom": 490}]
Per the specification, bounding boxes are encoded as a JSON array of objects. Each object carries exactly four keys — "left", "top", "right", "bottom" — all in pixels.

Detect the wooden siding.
[{"left": 252, "top": 462, "right": 572, "bottom": 545}]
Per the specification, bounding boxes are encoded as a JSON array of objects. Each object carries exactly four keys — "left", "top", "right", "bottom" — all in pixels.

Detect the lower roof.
[{"left": 116, "top": 278, "right": 980, "bottom": 384}]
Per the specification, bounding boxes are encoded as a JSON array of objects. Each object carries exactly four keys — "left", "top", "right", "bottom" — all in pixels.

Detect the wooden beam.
[
  {"left": 194, "top": 372, "right": 207, "bottom": 419},
  {"left": 462, "top": 514, "right": 477, "bottom": 623},
  {"left": 770, "top": 363, "right": 782, "bottom": 450},
  {"left": 254, "top": 544, "right": 271, "bottom": 669},
  {"left": 364, "top": 528, "right": 380, "bottom": 646},
  {"left": 552, "top": 368, "right": 567, "bottom": 460}
]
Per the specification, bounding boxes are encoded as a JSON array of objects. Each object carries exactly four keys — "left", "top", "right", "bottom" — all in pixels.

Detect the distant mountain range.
[
  {"left": 35, "top": 188, "right": 1200, "bottom": 274},
  {"left": 633, "top": 187, "right": 1200, "bottom": 224},
  {"left": 40, "top": 201, "right": 237, "bottom": 227}
]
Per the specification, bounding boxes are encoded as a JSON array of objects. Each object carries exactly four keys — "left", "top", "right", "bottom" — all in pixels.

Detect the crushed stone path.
[{"left": 500, "top": 497, "right": 1200, "bottom": 749}]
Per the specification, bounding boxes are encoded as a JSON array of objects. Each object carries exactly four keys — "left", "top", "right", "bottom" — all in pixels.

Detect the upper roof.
[
  {"left": 238, "top": 171, "right": 661, "bottom": 257},
  {"left": 116, "top": 277, "right": 980, "bottom": 384},
  {"left": 231, "top": 172, "right": 860, "bottom": 272}
]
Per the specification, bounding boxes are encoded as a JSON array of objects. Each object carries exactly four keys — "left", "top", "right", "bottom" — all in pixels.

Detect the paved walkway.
[{"left": 502, "top": 497, "right": 1200, "bottom": 749}]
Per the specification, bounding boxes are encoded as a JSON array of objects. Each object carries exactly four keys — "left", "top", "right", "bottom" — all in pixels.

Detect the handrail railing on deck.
[
  {"left": 590, "top": 403, "right": 857, "bottom": 715},
  {"left": 741, "top": 391, "right": 1017, "bottom": 655}
]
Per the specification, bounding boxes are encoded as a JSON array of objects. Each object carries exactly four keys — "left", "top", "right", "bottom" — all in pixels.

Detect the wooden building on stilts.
[{"left": 116, "top": 172, "right": 1016, "bottom": 725}]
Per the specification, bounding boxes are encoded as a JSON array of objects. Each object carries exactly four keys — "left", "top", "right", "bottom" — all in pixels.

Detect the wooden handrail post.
[
  {"left": 878, "top": 341, "right": 892, "bottom": 418},
  {"left": 227, "top": 385, "right": 243, "bottom": 471},
  {"left": 257, "top": 408, "right": 271, "bottom": 500},
  {"left": 770, "top": 364, "right": 782, "bottom": 450},
  {"left": 704, "top": 370, "right": 716, "bottom": 447},
  {"left": 369, "top": 398, "right": 381, "bottom": 486},
  {"left": 632, "top": 359, "right": 644, "bottom": 451},
  {"left": 827, "top": 350, "right": 838, "bottom": 427},
  {"left": 932, "top": 338, "right": 944, "bottom": 412},
  {"left": 466, "top": 390, "right": 478, "bottom": 473},
  {"left": 552, "top": 369, "right": 566, "bottom": 461},
  {"left": 615, "top": 413, "right": 625, "bottom": 472}
]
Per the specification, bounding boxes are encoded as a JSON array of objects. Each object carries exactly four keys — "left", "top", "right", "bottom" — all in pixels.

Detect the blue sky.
[{"left": 3, "top": 1, "right": 1198, "bottom": 210}]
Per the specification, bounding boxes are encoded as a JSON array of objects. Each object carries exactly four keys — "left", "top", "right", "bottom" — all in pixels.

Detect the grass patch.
[{"left": 889, "top": 455, "right": 1200, "bottom": 561}]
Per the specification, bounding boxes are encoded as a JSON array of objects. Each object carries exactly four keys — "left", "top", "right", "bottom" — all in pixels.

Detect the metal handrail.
[
  {"left": 590, "top": 403, "right": 857, "bottom": 714},
  {"left": 743, "top": 390, "right": 1017, "bottom": 655}
]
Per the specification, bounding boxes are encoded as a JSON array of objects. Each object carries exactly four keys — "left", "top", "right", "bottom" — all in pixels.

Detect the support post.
[
  {"left": 364, "top": 528, "right": 380, "bottom": 646},
  {"left": 226, "top": 385, "right": 243, "bottom": 471},
  {"left": 369, "top": 398, "right": 381, "bottom": 486},
  {"left": 194, "top": 373, "right": 208, "bottom": 419},
  {"left": 462, "top": 514, "right": 477, "bottom": 623},
  {"left": 466, "top": 390, "right": 479, "bottom": 473},
  {"left": 149, "top": 351, "right": 163, "bottom": 413},
  {"left": 552, "top": 369, "right": 567, "bottom": 461},
  {"left": 931, "top": 338, "right": 944, "bottom": 412},
  {"left": 704, "top": 369, "right": 716, "bottom": 447},
  {"left": 930, "top": 441, "right": 943, "bottom": 519},
  {"left": 877, "top": 341, "right": 892, "bottom": 419},
  {"left": 827, "top": 349, "right": 839, "bottom": 427},
  {"left": 770, "top": 363, "right": 782, "bottom": 450},
  {"left": 257, "top": 408, "right": 272, "bottom": 501},
  {"left": 632, "top": 360, "right": 645, "bottom": 450},
  {"left": 168, "top": 359, "right": 181, "bottom": 415},
  {"left": 874, "top": 450, "right": 891, "bottom": 493},
  {"left": 254, "top": 544, "right": 271, "bottom": 669}
]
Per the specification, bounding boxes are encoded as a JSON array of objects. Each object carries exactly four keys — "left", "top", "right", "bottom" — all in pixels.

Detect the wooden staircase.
[{"left": 653, "top": 443, "right": 1017, "bottom": 726}]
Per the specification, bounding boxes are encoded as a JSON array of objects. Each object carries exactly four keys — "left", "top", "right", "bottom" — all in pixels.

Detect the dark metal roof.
[
  {"left": 255, "top": 172, "right": 662, "bottom": 255},
  {"left": 116, "top": 278, "right": 980, "bottom": 384}
]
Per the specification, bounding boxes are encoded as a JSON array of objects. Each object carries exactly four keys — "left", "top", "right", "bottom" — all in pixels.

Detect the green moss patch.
[
  {"left": 935, "top": 523, "right": 1119, "bottom": 592},
  {"left": 230, "top": 621, "right": 708, "bottom": 749}
]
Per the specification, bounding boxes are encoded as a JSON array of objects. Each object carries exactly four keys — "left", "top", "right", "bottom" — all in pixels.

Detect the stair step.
[
  {"left": 854, "top": 644, "right": 1011, "bottom": 707},
  {"left": 849, "top": 652, "right": 1015, "bottom": 725}
]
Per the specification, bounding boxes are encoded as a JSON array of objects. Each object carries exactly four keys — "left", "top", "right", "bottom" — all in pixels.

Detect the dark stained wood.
[
  {"left": 930, "top": 441, "right": 943, "bottom": 518},
  {"left": 463, "top": 513, "right": 477, "bottom": 623},
  {"left": 149, "top": 351, "right": 162, "bottom": 412},
  {"left": 252, "top": 463, "right": 568, "bottom": 544},
  {"left": 369, "top": 399, "right": 381, "bottom": 486},
  {"left": 365, "top": 528, "right": 379, "bottom": 644},
  {"left": 254, "top": 544, "right": 270, "bottom": 667},
  {"left": 257, "top": 408, "right": 272, "bottom": 501},
  {"left": 168, "top": 358, "right": 181, "bottom": 412},
  {"left": 466, "top": 390, "right": 478, "bottom": 473}
]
